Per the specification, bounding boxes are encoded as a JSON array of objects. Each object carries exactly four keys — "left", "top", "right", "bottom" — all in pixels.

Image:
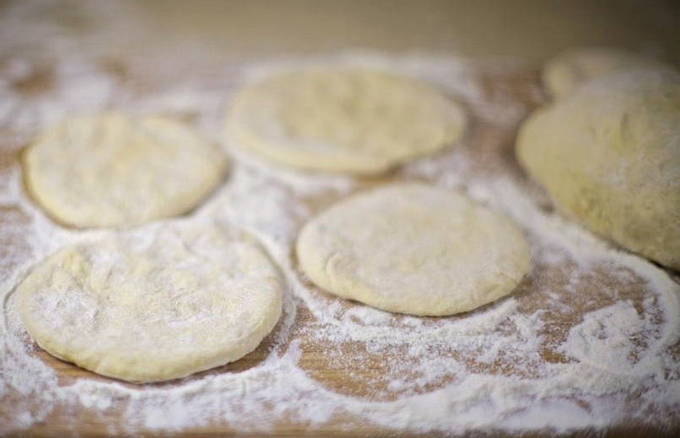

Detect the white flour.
[{"left": 1, "top": 3, "right": 680, "bottom": 435}]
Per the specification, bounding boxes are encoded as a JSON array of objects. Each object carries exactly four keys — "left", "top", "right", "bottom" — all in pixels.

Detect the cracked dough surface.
[
  {"left": 296, "top": 183, "right": 531, "bottom": 316},
  {"left": 225, "top": 69, "right": 465, "bottom": 175},
  {"left": 24, "top": 113, "right": 227, "bottom": 228},
  {"left": 17, "top": 221, "right": 283, "bottom": 383},
  {"left": 517, "top": 69, "right": 680, "bottom": 270}
]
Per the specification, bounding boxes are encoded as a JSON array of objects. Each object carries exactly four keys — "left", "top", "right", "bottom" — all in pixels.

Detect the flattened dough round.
[
  {"left": 296, "top": 183, "right": 531, "bottom": 316},
  {"left": 24, "top": 113, "right": 227, "bottom": 228},
  {"left": 543, "top": 47, "right": 668, "bottom": 99},
  {"left": 517, "top": 69, "right": 680, "bottom": 270},
  {"left": 17, "top": 221, "right": 283, "bottom": 382},
  {"left": 225, "top": 69, "right": 465, "bottom": 175}
]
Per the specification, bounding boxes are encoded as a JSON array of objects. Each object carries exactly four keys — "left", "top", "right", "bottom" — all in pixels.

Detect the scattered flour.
[{"left": 1, "top": 3, "right": 679, "bottom": 435}]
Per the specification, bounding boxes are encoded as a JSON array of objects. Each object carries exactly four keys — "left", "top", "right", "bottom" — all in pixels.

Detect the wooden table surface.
[
  {"left": 1, "top": 2, "right": 680, "bottom": 437},
  {"left": 2, "top": 63, "right": 678, "bottom": 436}
]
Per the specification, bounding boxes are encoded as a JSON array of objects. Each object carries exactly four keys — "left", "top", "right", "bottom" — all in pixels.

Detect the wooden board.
[{"left": 1, "top": 63, "right": 678, "bottom": 436}]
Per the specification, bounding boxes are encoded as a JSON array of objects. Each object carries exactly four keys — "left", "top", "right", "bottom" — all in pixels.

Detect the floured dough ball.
[
  {"left": 296, "top": 183, "right": 531, "bottom": 316},
  {"left": 17, "top": 221, "right": 283, "bottom": 383},
  {"left": 517, "top": 69, "right": 680, "bottom": 270},
  {"left": 225, "top": 69, "right": 465, "bottom": 175},
  {"left": 543, "top": 47, "right": 669, "bottom": 99},
  {"left": 24, "top": 113, "right": 227, "bottom": 228}
]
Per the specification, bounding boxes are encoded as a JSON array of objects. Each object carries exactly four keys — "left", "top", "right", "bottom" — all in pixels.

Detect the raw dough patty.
[
  {"left": 517, "top": 69, "right": 680, "bottom": 270},
  {"left": 296, "top": 183, "right": 531, "bottom": 316},
  {"left": 225, "top": 69, "right": 466, "bottom": 175},
  {"left": 24, "top": 113, "right": 227, "bottom": 228},
  {"left": 542, "top": 47, "right": 668, "bottom": 99},
  {"left": 17, "top": 221, "right": 283, "bottom": 383}
]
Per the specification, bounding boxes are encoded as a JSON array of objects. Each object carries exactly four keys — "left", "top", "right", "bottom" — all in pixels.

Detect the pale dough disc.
[
  {"left": 542, "top": 47, "right": 669, "bottom": 99},
  {"left": 296, "top": 183, "right": 531, "bottom": 316},
  {"left": 24, "top": 113, "right": 228, "bottom": 228},
  {"left": 17, "top": 221, "right": 283, "bottom": 383},
  {"left": 225, "top": 69, "right": 466, "bottom": 175},
  {"left": 517, "top": 69, "right": 680, "bottom": 270}
]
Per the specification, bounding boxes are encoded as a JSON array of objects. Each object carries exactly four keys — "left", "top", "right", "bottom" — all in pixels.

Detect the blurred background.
[{"left": 1, "top": 0, "right": 679, "bottom": 65}]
